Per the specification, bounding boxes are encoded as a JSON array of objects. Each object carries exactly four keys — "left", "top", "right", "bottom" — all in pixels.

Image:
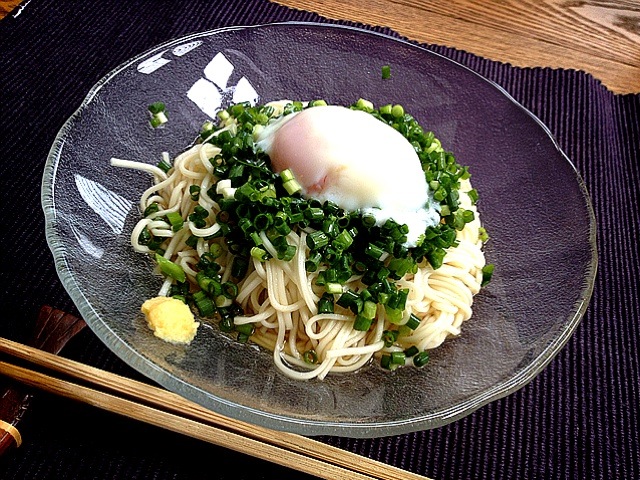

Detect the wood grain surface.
[
  {"left": 1, "top": 0, "right": 638, "bottom": 93},
  {"left": 0, "top": 0, "right": 20, "bottom": 17},
  {"left": 273, "top": 0, "right": 640, "bottom": 94}
]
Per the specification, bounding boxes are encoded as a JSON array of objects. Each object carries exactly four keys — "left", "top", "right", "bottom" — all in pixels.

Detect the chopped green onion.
[
  {"left": 148, "top": 102, "right": 166, "bottom": 115},
  {"left": 155, "top": 253, "right": 186, "bottom": 283},
  {"left": 143, "top": 202, "right": 160, "bottom": 217},
  {"left": 336, "top": 290, "right": 361, "bottom": 312},
  {"left": 189, "top": 185, "right": 201, "bottom": 201},
  {"left": 380, "top": 354, "right": 392, "bottom": 370},
  {"left": 231, "top": 256, "right": 249, "bottom": 278},
  {"left": 149, "top": 110, "right": 168, "bottom": 128},
  {"left": 479, "top": 227, "right": 490, "bottom": 243},
  {"left": 235, "top": 322, "right": 255, "bottom": 336},
  {"left": 304, "top": 207, "right": 324, "bottom": 222},
  {"left": 381, "top": 65, "right": 391, "bottom": 79},
  {"left": 365, "top": 243, "right": 386, "bottom": 260},
  {"left": 157, "top": 158, "right": 172, "bottom": 173},
  {"left": 382, "top": 329, "right": 398, "bottom": 347},
  {"left": 354, "top": 98, "right": 374, "bottom": 111},
  {"left": 196, "top": 271, "right": 222, "bottom": 296},
  {"left": 379, "top": 104, "right": 393, "bottom": 116},
  {"left": 236, "top": 333, "right": 250, "bottom": 343},
  {"left": 353, "top": 314, "right": 373, "bottom": 331},
  {"left": 273, "top": 212, "right": 291, "bottom": 235},
  {"left": 390, "top": 351, "right": 406, "bottom": 365},
  {"left": 325, "top": 282, "right": 343, "bottom": 294},
  {"left": 413, "top": 351, "right": 430, "bottom": 367},
  {"left": 391, "top": 104, "right": 404, "bottom": 118},
  {"left": 361, "top": 300, "right": 377, "bottom": 320},
  {"left": 185, "top": 235, "right": 198, "bottom": 248},
  {"left": 250, "top": 246, "right": 269, "bottom": 262},
  {"left": 317, "top": 293, "right": 335, "bottom": 314},
  {"left": 169, "top": 282, "right": 189, "bottom": 297},
  {"left": 277, "top": 244, "right": 297, "bottom": 261},
  {"left": 279, "top": 168, "right": 295, "bottom": 183},
  {"left": 305, "top": 252, "right": 322, "bottom": 272},
  {"left": 385, "top": 305, "right": 403, "bottom": 324},
  {"left": 283, "top": 178, "right": 302, "bottom": 195},
  {"left": 387, "top": 288, "right": 409, "bottom": 310},
  {"left": 333, "top": 229, "right": 354, "bottom": 250},
  {"left": 250, "top": 231, "right": 263, "bottom": 246},
  {"left": 165, "top": 211, "right": 184, "bottom": 232},
  {"left": 222, "top": 281, "right": 239, "bottom": 299},
  {"left": 406, "top": 313, "right": 421, "bottom": 330},
  {"left": 137, "top": 227, "right": 152, "bottom": 246},
  {"left": 192, "top": 290, "right": 215, "bottom": 317},
  {"left": 481, "top": 264, "right": 494, "bottom": 286},
  {"left": 219, "top": 317, "right": 234, "bottom": 332},
  {"left": 404, "top": 345, "right": 419, "bottom": 357},
  {"left": 209, "top": 243, "right": 223, "bottom": 259},
  {"left": 254, "top": 213, "right": 272, "bottom": 230},
  {"left": 303, "top": 349, "right": 318, "bottom": 364},
  {"left": 215, "top": 294, "right": 232, "bottom": 308},
  {"left": 307, "top": 231, "right": 330, "bottom": 250}
]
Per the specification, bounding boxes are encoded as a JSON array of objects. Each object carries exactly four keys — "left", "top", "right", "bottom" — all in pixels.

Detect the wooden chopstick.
[
  {"left": 0, "top": 360, "right": 372, "bottom": 480},
  {"left": 0, "top": 337, "right": 430, "bottom": 480}
]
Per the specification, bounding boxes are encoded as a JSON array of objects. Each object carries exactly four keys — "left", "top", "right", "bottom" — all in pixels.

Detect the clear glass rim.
[{"left": 42, "top": 21, "right": 598, "bottom": 437}]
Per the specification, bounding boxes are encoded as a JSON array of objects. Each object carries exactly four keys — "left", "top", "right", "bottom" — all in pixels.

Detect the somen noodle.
[{"left": 112, "top": 99, "right": 492, "bottom": 380}]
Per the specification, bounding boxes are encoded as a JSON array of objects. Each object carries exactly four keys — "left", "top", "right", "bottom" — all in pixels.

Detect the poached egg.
[{"left": 255, "top": 104, "right": 440, "bottom": 247}]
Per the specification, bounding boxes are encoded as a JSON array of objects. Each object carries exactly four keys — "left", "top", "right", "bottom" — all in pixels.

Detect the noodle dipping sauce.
[{"left": 255, "top": 104, "right": 440, "bottom": 247}]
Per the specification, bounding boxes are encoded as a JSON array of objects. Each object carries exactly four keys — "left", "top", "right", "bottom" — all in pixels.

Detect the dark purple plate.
[{"left": 42, "top": 22, "right": 597, "bottom": 437}]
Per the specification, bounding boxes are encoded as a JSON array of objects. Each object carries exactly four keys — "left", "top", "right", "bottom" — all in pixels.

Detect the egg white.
[{"left": 255, "top": 104, "right": 440, "bottom": 246}]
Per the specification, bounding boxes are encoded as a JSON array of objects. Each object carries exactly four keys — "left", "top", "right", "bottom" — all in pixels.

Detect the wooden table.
[
  {"left": 273, "top": 0, "right": 640, "bottom": 95},
  {"left": 2, "top": 0, "right": 638, "bottom": 94}
]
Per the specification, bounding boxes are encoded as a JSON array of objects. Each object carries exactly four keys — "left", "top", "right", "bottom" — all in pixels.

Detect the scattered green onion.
[
  {"left": 148, "top": 102, "right": 166, "bottom": 115},
  {"left": 391, "top": 104, "right": 404, "bottom": 118},
  {"left": 157, "top": 158, "right": 172, "bottom": 173},
  {"left": 325, "top": 282, "right": 343, "bottom": 294},
  {"left": 148, "top": 102, "right": 168, "bottom": 128},
  {"left": 481, "top": 264, "right": 495, "bottom": 286},
  {"left": 189, "top": 185, "right": 201, "bottom": 201},
  {"left": 413, "top": 351, "right": 430, "bottom": 368},
  {"left": 250, "top": 246, "right": 269, "bottom": 262},
  {"left": 143, "top": 202, "right": 159, "bottom": 217},
  {"left": 390, "top": 351, "right": 406, "bottom": 365},
  {"left": 317, "top": 294, "right": 335, "bottom": 314},
  {"left": 165, "top": 211, "right": 184, "bottom": 232},
  {"left": 303, "top": 349, "right": 319, "bottom": 364},
  {"left": 405, "top": 313, "right": 421, "bottom": 330},
  {"left": 155, "top": 253, "right": 186, "bottom": 283},
  {"left": 404, "top": 345, "right": 419, "bottom": 357},
  {"left": 192, "top": 290, "right": 215, "bottom": 317},
  {"left": 307, "top": 231, "right": 330, "bottom": 250},
  {"left": 382, "top": 329, "right": 398, "bottom": 347},
  {"left": 167, "top": 98, "right": 491, "bottom": 367},
  {"left": 235, "top": 323, "right": 255, "bottom": 336},
  {"left": 479, "top": 227, "right": 490, "bottom": 243},
  {"left": 353, "top": 314, "right": 373, "bottom": 331}
]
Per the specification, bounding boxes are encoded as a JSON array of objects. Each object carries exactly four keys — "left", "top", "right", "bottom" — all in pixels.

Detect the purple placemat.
[{"left": 1, "top": 1, "right": 638, "bottom": 479}]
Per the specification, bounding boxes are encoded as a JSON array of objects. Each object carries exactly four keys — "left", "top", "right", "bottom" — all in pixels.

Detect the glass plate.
[{"left": 42, "top": 22, "right": 597, "bottom": 438}]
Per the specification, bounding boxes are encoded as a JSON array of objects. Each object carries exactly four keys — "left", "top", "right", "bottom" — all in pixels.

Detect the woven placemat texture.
[{"left": 1, "top": 1, "right": 638, "bottom": 479}]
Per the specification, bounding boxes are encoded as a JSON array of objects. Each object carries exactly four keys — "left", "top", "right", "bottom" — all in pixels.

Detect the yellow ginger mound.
[{"left": 141, "top": 296, "right": 199, "bottom": 345}]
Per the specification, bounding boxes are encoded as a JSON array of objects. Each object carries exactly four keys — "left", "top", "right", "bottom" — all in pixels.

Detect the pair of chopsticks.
[{"left": 0, "top": 337, "right": 430, "bottom": 480}]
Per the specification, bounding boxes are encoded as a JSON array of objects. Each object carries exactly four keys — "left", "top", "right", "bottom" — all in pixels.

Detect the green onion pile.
[{"left": 141, "top": 98, "right": 493, "bottom": 371}]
